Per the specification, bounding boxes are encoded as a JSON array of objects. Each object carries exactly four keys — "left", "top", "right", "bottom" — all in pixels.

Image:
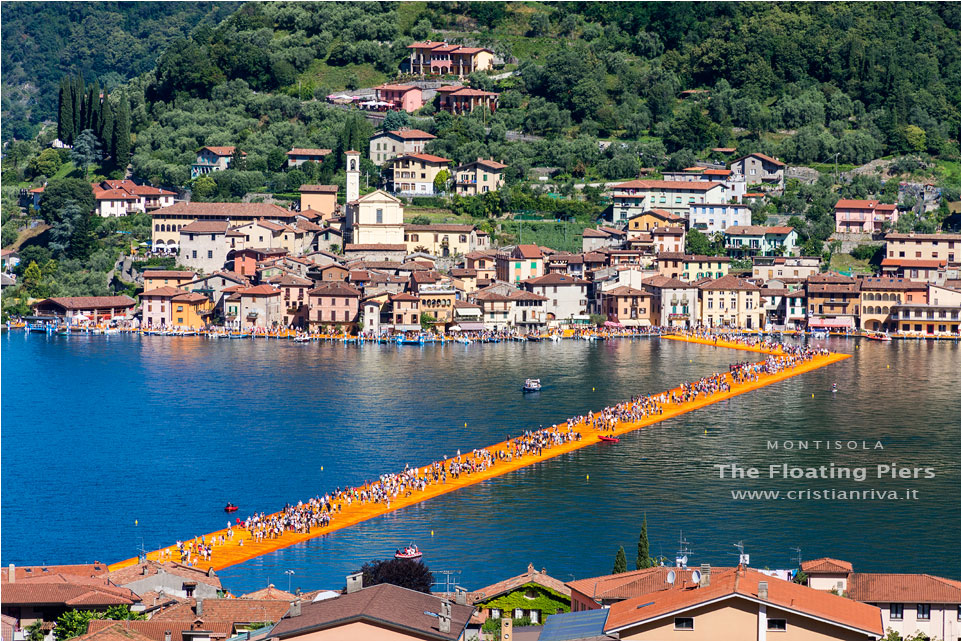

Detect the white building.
[
  {"left": 689, "top": 203, "right": 752, "bottom": 234},
  {"left": 522, "top": 273, "right": 589, "bottom": 323}
]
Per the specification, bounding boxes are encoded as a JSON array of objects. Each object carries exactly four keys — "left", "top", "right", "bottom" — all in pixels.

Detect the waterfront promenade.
[{"left": 109, "top": 336, "right": 850, "bottom": 573}]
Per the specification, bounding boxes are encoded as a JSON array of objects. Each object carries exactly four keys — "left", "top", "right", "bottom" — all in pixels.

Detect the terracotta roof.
[
  {"left": 834, "top": 199, "right": 895, "bottom": 209},
  {"left": 858, "top": 277, "right": 927, "bottom": 291},
  {"left": 344, "top": 244, "right": 408, "bottom": 251},
  {"left": 269, "top": 583, "right": 474, "bottom": 640},
  {"left": 268, "top": 274, "right": 314, "bottom": 287},
  {"left": 881, "top": 258, "right": 947, "bottom": 269},
  {"left": 76, "top": 622, "right": 155, "bottom": 641},
  {"left": 471, "top": 564, "right": 570, "bottom": 605},
  {"left": 605, "top": 567, "right": 881, "bottom": 636},
  {"left": 524, "top": 273, "right": 589, "bottom": 286},
  {"left": 375, "top": 83, "right": 422, "bottom": 93},
  {"left": 652, "top": 226, "right": 685, "bottom": 236},
  {"left": 629, "top": 209, "right": 684, "bottom": 221},
  {"left": 288, "top": 148, "right": 332, "bottom": 156},
  {"left": 726, "top": 225, "right": 795, "bottom": 236},
  {"left": 299, "top": 184, "right": 338, "bottom": 193},
  {"left": 141, "top": 286, "right": 187, "bottom": 298},
  {"left": 807, "top": 282, "right": 860, "bottom": 294},
  {"left": 94, "top": 188, "right": 139, "bottom": 201},
  {"left": 513, "top": 244, "right": 543, "bottom": 259},
  {"left": 200, "top": 146, "right": 240, "bottom": 156},
  {"left": 412, "top": 270, "right": 441, "bottom": 283},
  {"left": 240, "top": 584, "right": 298, "bottom": 601},
  {"left": 390, "top": 292, "right": 420, "bottom": 302},
  {"left": 847, "top": 573, "right": 961, "bottom": 604},
  {"left": 239, "top": 285, "right": 281, "bottom": 296},
  {"left": 642, "top": 275, "right": 693, "bottom": 289},
  {"left": 702, "top": 168, "right": 732, "bottom": 176},
  {"left": 613, "top": 180, "right": 722, "bottom": 191},
  {"left": 438, "top": 87, "right": 498, "bottom": 97},
  {"left": 82, "top": 620, "right": 234, "bottom": 641},
  {"left": 0, "top": 578, "right": 139, "bottom": 607},
  {"left": 799, "top": 558, "right": 855, "bottom": 574},
  {"left": 734, "top": 152, "right": 785, "bottom": 167},
  {"left": 392, "top": 153, "right": 451, "bottom": 164},
  {"left": 699, "top": 275, "right": 759, "bottom": 291},
  {"left": 143, "top": 270, "right": 196, "bottom": 280},
  {"left": 1, "top": 564, "right": 108, "bottom": 582},
  {"left": 604, "top": 286, "right": 650, "bottom": 297},
  {"left": 308, "top": 282, "right": 361, "bottom": 297},
  {"left": 34, "top": 296, "right": 136, "bottom": 311},
  {"left": 885, "top": 232, "right": 961, "bottom": 241},
  {"left": 152, "top": 598, "right": 292, "bottom": 625},
  {"left": 153, "top": 202, "right": 295, "bottom": 219},
  {"left": 386, "top": 129, "right": 436, "bottom": 140},
  {"left": 106, "top": 561, "right": 221, "bottom": 589},
  {"left": 582, "top": 228, "right": 610, "bottom": 238},
  {"left": 404, "top": 224, "right": 475, "bottom": 232},
  {"left": 569, "top": 567, "right": 729, "bottom": 603},
  {"left": 179, "top": 220, "right": 230, "bottom": 234},
  {"left": 808, "top": 272, "right": 856, "bottom": 284}
]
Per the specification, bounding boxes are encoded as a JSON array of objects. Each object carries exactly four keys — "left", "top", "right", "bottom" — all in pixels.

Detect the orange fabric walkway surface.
[
  {"left": 661, "top": 334, "right": 787, "bottom": 355},
  {"left": 110, "top": 338, "right": 849, "bottom": 573}
]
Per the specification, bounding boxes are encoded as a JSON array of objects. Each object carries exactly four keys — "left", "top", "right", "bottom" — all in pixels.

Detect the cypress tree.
[
  {"left": 613, "top": 546, "right": 627, "bottom": 574},
  {"left": 89, "top": 81, "right": 101, "bottom": 133},
  {"left": 100, "top": 97, "right": 115, "bottom": 161},
  {"left": 58, "top": 78, "right": 73, "bottom": 144},
  {"left": 112, "top": 94, "right": 131, "bottom": 171},
  {"left": 72, "top": 75, "right": 84, "bottom": 142},
  {"left": 636, "top": 514, "right": 654, "bottom": 570}
]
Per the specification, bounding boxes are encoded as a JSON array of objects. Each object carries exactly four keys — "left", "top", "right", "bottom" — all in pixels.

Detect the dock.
[{"left": 110, "top": 335, "right": 850, "bottom": 573}]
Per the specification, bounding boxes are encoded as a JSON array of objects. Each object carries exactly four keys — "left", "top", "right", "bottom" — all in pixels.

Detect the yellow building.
[
  {"left": 403, "top": 224, "right": 484, "bottom": 257},
  {"left": 345, "top": 190, "right": 406, "bottom": 246},
  {"left": 627, "top": 209, "right": 686, "bottom": 233},
  {"left": 385, "top": 153, "right": 451, "bottom": 196},
  {"left": 299, "top": 184, "right": 338, "bottom": 218},
  {"left": 698, "top": 274, "right": 763, "bottom": 329},
  {"left": 140, "top": 287, "right": 210, "bottom": 329},
  {"left": 453, "top": 158, "right": 507, "bottom": 196},
  {"left": 143, "top": 270, "right": 196, "bottom": 291}
]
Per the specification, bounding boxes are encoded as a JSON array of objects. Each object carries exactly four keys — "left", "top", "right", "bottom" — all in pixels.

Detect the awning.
[
  {"left": 458, "top": 322, "right": 485, "bottom": 331},
  {"left": 604, "top": 320, "right": 624, "bottom": 327},
  {"left": 809, "top": 317, "right": 855, "bottom": 329}
]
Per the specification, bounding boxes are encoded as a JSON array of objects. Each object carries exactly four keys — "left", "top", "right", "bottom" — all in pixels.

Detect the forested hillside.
[{"left": 0, "top": 1, "right": 239, "bottom": 142}]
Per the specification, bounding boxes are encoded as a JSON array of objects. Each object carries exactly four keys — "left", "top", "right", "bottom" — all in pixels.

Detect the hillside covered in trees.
[{"left": 0, "top": 1, "right": 239, "bottom": 142}]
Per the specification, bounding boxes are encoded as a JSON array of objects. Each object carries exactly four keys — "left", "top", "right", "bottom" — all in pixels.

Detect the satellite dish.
[
  {"left": 681, "top": 555, "right": 688, "bottom": 566},
  {"left": 666, "top": 570, "right": 676, "bottom": 585},
  {"left": 691, "top": 570, "right": 701, "bottom": 584}
]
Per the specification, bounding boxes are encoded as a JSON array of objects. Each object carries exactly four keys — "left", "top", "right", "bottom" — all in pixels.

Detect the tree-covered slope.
[{"left": 0, "top": 1, "right": 239, "bottom": 142}]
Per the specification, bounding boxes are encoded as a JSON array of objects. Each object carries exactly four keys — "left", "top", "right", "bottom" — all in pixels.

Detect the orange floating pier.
[{"left": 110, "top": 336, "right": 849, "bottom": 573}]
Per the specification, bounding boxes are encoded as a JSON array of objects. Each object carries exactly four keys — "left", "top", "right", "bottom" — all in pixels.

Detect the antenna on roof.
[
  {"left": 790, "top": 546, "right": 802, "bottom": 568},
  {"left": 733, "top": 541, "right": 749, "bottom": 566},
  {"left": 675, "top": 531, "right": 693, "bottom": 568}
]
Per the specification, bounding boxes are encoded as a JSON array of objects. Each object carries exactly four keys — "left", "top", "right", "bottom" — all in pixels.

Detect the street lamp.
[{"left": 285, "top": 569, "right": 295, "bottom": 594}]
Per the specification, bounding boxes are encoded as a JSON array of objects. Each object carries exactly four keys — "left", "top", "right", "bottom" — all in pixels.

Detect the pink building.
[
  {"left": 308, "top": 282, "right": 361, "bottom": 329},
  {"left": 835, "top": 199, "right": 899, "bottom": 233},
  {"left": 373, "top": 85, "right": 423, "bottom": 113}
]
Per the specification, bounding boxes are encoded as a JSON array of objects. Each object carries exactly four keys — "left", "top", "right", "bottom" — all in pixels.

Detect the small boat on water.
[
  {"left": 224, "top": 504, "right": 239, "bottom": 513},
  {"left": 395, "top": 544, "right": 422, "bottom": 560},
  {"left": 293, "top": 336, "right": 311, "bottom": 343},
  {"left": 864, "top": 331, "right": 892, "bottom": 342},
  {"left": 598, "top": 435, "right": 620, "bottom": 443},
  {"left": 522, "top": 378, "right": 542, "bottom": 392},
  {"left": 811, "top": 330, "right": 829, "bottom": 339}
]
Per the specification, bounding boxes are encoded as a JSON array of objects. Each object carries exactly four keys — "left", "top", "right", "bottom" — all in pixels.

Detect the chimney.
[
  {"left": 758, "top": 581, "right": 768, "bottom": 601},
  {"left": 8, "top": 564, "right": 14, "bottom": 584},
  {"left": 699, "top": 564, "right": 711, "bottom": 587},
  {"left": 142, "top": 565, "right": 149, "bottom": 576},
  {"left": 346, "top": 572, "right": 363, "bottom": 594},
  {"left": 455, "top": 586, "right": 467, "bottom": 605},
  {"left": 195, "top": 599, "right": 203, "bottom": 616},
  {"left": 207, "top": 567, "right": 214, "bottom": 577},
  {"left": 439, "top": 601, "right": 451, "bottom": 634},
  {"left": 289, "top": 600, "right": 301, "bottom": 618},
  {"left": 501, "top": 617, "right": 513, "bottom": 641}
]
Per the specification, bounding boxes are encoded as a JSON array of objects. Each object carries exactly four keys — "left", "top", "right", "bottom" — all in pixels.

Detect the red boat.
[
  {"left": 224, "top": 504, "right": 239, "bottom": 513},
  {"left": 598, "top": 435, "right": 620, "bottom": 443}
]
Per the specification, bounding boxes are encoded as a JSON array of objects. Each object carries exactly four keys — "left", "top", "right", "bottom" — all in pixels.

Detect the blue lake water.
[{"left": 1, "top": 332, "right": 958, "bottom": 594}]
